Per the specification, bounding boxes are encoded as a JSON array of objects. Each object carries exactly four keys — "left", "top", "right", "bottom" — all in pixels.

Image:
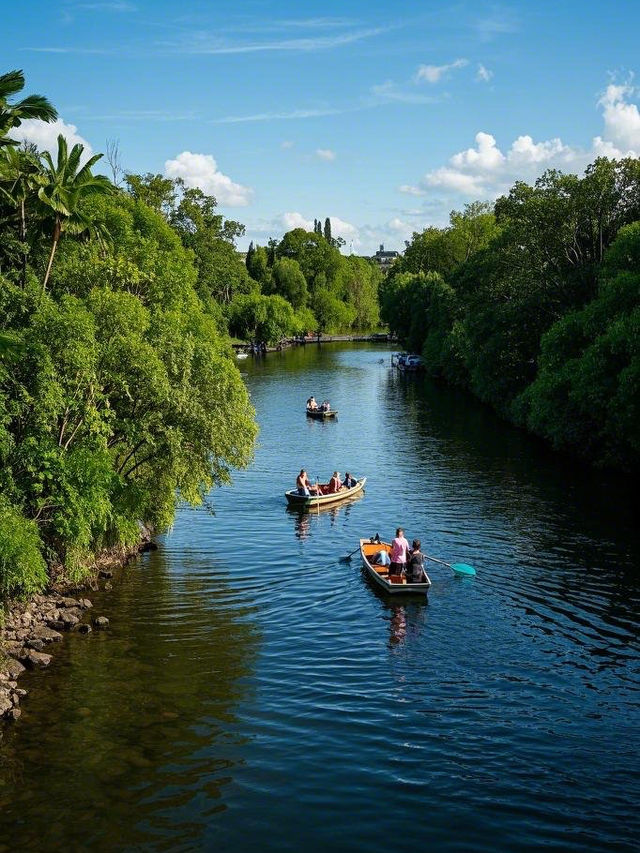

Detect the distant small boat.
[
  {"left": 285, "top": 477, "right": 366, "bottom": 509},
  {"left": 359, "top": 538, "right": 431, "bottom": 595},
  {"left": 306, "top": 408, "right": 338, "bottom": 419}
]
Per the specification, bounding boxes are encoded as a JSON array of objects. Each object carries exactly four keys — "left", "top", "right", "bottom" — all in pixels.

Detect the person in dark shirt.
[
  {"left": 344, "top": 472, "right": 357, "bottom": 488},
  {"left": 407, "top": 539, "right": 427, "bottom": 583}
]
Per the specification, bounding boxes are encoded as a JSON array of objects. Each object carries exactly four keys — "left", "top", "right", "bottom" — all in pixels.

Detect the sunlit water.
[{"left": 1, "top": 344, "right": 639, "bottom": 852}]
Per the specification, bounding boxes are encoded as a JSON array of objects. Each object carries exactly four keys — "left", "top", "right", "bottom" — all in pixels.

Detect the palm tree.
[
  {"left": 0, "top": 70, "right": 58, "bottom": 147},
  {"left": 37, "top": 134, "right": 114, "bottom": 291},
  {"left": 0, "top": 144, "right": 42, "bottom": 285}
]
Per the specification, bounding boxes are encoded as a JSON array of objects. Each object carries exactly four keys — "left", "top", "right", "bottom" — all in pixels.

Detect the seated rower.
[
  {"left": 326, "top": 471, "right": 342, "bottom": 493},
  {"left": 343, "top": 471, "right": 357, "bottom": 488},
  {"left": 296, "top": 469, "right": 312, "bottom": 496},
  {"left": 307, "top": 396, "right": 318, "bottom": 410},
  {"left": 320, "top": 400, "right": 331, "bottom": 412}
]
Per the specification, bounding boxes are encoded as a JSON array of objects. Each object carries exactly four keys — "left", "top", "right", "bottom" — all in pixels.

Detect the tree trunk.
[
  {"left": 20, "top": 198, "right": 27, "bottom": 288},
  {"left": 42, "top": 219, "right": 61, "bottom": 292}
]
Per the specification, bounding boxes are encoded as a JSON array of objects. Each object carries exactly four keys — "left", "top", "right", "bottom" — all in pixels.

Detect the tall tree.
[
  {"left": 37, "top": 134, "right": 114, "bottom": 291},
  {"left": 324, "top": 217, "right": 332, "bottom": 243},
  {"left": 0, "top": 69, "right": 58, "bottom": 147}
]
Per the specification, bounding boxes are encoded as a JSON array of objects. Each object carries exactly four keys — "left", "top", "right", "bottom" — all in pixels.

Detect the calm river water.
[{"left": 1, "top": 343, "right": 639, "bottom": 852}]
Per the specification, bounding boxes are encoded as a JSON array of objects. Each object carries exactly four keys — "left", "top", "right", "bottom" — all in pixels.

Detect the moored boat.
[
  {"left": 359, "top": 538, "right": 431, "bottom": 595},
  {"left": 306, "top": 407, "right": 338, "bottom": 419},
  {"left": 285, "top": 477, "right": 366, "bottom": 509}
]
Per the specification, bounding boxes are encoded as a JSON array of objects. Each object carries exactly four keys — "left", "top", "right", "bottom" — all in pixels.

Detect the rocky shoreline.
[{"left": 1, "top": 531, "right": 157, "bottom": 723}]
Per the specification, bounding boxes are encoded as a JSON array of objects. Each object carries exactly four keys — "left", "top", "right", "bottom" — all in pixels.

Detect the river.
[{"left": 1, "top": 343, "right": 638, "bottom": 852}]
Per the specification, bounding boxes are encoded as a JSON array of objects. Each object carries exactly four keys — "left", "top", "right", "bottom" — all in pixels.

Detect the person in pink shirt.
[{"left": 389, "top": 527, "right": 410, "bottom": 577}]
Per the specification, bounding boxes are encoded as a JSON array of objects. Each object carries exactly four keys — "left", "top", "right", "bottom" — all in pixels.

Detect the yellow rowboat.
[{"left": 285, "top": 477, "right": 366, "bottom": 509}]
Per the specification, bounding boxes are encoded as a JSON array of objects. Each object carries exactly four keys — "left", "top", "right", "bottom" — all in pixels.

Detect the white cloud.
[
  {"left": 281, "top": 140, "right": 294, "bottom": 149},
  {"left": 398, "top": 184, "right": 426, "bottom": 196},
  {"left": 9, "top": 117, "right": 94, "bottom": 159},
  {"left": 477, "top": 64, "right": 493, "bottom": 82},
  {"left": 315, "top": 148, "right": 336, "bottom": 161},
  {"left": 329, "top": 216, "right": 359, "bottom": 241},
  {"left": 164, "top": 151, "right": 253, "bottom": 206},
  {"left": 415, "top": 58, "right": 468, "bottom": 84},
  {"left": 597, "top": 83, "right": 640, "bottom": 154},
  {"left": 282, "top": 211, "right": 314, "bottom": 231},
  {"left": 451, "top": 131, "right": 505, "bottom": 171},
  {"left": 407, "top": 81, "right": 640, "bottom": 207},
  {"left": 508, "top": 134, "right": 570, "bottom": 164}
]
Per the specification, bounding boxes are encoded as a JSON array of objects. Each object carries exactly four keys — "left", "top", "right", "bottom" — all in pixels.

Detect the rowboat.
[
  {"left": 285, "top": 477, "right": 366, "bottom": 509},
  {"left": 359, "top": 538, "right": 431, "bottom": 595},
  {"left": 306, "top": 408, "right": 338, "bottom": 419}
]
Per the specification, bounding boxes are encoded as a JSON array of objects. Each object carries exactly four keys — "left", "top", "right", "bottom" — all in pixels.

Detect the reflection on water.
[
  {"left": 286, "top": 492, "right": 365, "bottom": 540},
  {"left": 1, "top": 343, "right": 639, "bottom": 852}
]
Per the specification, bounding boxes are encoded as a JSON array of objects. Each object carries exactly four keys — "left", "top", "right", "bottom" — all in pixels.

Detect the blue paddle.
[{"left": 426, "top": 555, "right": 476, "bottom": 576}]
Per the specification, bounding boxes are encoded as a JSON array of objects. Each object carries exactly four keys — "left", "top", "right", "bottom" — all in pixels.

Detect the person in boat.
[
  {"left": 373, "top": 549, "right": 391, "bottom": 567},
  {"left": 326, "top": 471, "right": 342, "bottom": 493},
  {"left": 320, "top": 400, "right": 331, "bottom": 412},
  {"left": 343, "top": 472, "right": 356, "bottom": 488},
  {"left": 389, "top": 527, "right": 410, "bottom": 577},
  {"left": 406, "top": 539, "right": 427, "bottom": 583},
  {"left": 296, "top": 469, "right": 312, "bottom": 496},
  {"left": 307, "top": 396, "right": 318, "bottom": 410}
]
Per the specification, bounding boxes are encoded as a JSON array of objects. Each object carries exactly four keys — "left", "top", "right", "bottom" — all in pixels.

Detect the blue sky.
[{"left": 5, "top": 0, "right": 640, "bottom": 253}]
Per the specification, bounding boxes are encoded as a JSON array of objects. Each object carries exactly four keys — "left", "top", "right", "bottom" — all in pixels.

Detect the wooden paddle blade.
[{"left": 451, "top": 562, "right": 476, "bottom": 576}]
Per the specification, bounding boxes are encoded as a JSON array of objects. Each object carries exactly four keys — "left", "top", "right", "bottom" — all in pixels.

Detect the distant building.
[{"left": 371, "top": 244, "right": 399, "bottom": 270}]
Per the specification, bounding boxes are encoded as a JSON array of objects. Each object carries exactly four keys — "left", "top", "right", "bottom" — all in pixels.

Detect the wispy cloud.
[
  {"left": 87, "top": 109, "right": 200, "bottom": 122},
  {"left": 316, "top": 148, "right": 336, "bottom": 161},
  {"left": 211, "top": 107, "right": 356, "bottom": 124},
  {"left": 159, "top": 26, "right": 387, "bottom": 55},
  {"left": 22, "top": 46, "right": 114, "bottom": 54},
  {"left": 476, "top": 64, "right": 493, "bottom": 82},
  {"left": 415, "top": 58, "right": 468, "bottom": 84},
  {"left": 474, "top": 9, "right": 519, "bottom": 42},
  {"left": 371, "top": 81, "right": 443, "bottom": 105},
  {"left": 74, "top": 2, "right": 137, "bottom": 10}
]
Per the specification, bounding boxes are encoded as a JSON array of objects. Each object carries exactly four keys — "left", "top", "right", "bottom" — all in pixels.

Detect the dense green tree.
[
  {"left": 246, "top": 245, "right": 272, "bottom": 290},
  {"left": 334, "top": 255, "right": 381, "bottom": 330},
  {"left": 271, "top": 257, "right": 308, "bottom": 309},
  {"left": 324, "top": 217, "right": 332, "bottom": 243},
  {"left": 125, "top": 172, "right": 177, "bottom": 216},
  {"left": 276, "top": 227, "right": 341, "bottom": 291}
]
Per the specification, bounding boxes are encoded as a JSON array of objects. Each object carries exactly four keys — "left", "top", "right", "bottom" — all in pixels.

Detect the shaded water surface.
[{"left": 1, "top": 344, "right": 639, "bottom": 852}]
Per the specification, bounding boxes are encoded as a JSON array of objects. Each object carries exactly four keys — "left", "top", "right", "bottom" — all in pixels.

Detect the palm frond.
[{"left": 0, "top": 70, "right": 25, "bottom": 100}]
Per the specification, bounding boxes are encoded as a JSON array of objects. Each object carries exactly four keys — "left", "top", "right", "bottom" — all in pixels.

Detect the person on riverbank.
[
  {"left": 406, "top": 539, "right": 427, "bottom": 583},
  {"left": 344, "top": 472, "right": 356, "bottom": 488},
  {"left": 296, "top": 469, "right": 312, "bottom": 496},
  {"left": 389, "top": 527, "right": 410, "bottom": 577}
]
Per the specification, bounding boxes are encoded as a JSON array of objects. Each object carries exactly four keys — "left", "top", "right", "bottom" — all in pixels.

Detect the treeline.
[
  {"left": 238, "top": 228, "right": 381, "bottom": 342},
  {"left": 381, "top": 160, "right": 640, "bottom": 471},
  {"left": 0, "top": 70, "right": 258, "bottom": 598}
]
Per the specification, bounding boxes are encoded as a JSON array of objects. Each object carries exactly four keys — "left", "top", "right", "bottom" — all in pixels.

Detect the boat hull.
[
  {"left": 306, "top": 408, "right": 338, "bottom": 419},
  {"left": 359, "top": 538, "right": 431, "bottom": 595},
  {"left": 285, "top": 477, "right": 366, "bottom": 509}
]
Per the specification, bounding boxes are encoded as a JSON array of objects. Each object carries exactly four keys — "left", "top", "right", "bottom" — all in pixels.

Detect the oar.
[
  {"left": 425, "top": 555, "right": 476, "bottom": 576},
  {"left": 339, "top": 545, "right": 361, "bottom": 563}
]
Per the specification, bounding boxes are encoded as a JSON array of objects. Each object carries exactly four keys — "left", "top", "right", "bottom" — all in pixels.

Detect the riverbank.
[{"left": 0, "top": 531, "right": 156, "bottom": 722}]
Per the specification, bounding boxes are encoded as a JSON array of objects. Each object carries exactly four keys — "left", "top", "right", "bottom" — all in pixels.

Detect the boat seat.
[{"left": 389, "top": 575, "right": 406, "bottom": 585}]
